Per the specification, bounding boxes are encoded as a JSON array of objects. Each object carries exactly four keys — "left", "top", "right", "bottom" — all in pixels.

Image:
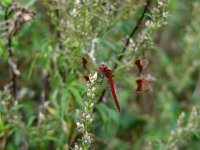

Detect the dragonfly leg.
[
  {"left": 97, "top": 72, "right": 104, "bottom": 78},
  {"left": 95, "top": 77, "right": 104, "bottom": 85}
]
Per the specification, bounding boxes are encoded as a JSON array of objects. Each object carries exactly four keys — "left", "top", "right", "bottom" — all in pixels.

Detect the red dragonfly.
[{"left": 81, "top": 57, "right": 121, "bottom": 112}]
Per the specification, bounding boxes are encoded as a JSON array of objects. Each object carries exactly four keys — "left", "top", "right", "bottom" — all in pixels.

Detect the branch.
[
  {"left": 97, "top": 0, "right": 152, "bottom": 104},
  {"left": 5, "top": 6, "right": 17, "bottom": 100}
]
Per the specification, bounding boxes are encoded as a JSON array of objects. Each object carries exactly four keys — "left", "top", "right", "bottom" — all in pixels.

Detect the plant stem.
[
  {"left": 5, "top": 5, "right": 17, "bottom": 100},
  {"left": 97, "top": 0, "right": 152, "bottom": 104}
]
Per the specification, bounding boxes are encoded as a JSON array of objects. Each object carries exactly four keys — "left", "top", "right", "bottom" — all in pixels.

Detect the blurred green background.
[{"left": 0, "top": 0, "right": 200, "bottom": 149}]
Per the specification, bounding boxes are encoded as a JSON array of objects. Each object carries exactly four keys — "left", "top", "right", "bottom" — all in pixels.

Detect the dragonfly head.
[{"left": 99, "top": 64, "right": 107, "bottom": 72}]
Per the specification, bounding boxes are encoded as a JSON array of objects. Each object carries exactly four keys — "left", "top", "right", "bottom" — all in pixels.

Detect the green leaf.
[
  {"left": 1, "top": 0, "right": 12, "bottom": 7},
  {"left": 0, "top": 39, "right": 3, "bottom": 58},
  {"left": 106, "top": 107, "right": 120, "bottom": 125},
  {"left": 0, "top": 114, "right": 5, "bottom": 131},
  {"left": 60, "top": 88, "right": 68, "bottom": 118},
  {"left": 14, "top": 130, "right": 23, "bottom": 147},
  {"left": 28, "top": 57, "right": 37, "bottom": 80},
  {"left": 95, "top": 103, "right": 120, "bottom": 136},
  {"left": 194, "top": 132, "right": 200, "bottom": 139},
  {"left": 26, "top": 0, "right": 38, "bottom": 7},
  {"left": 99, "top": 38, "right": 116, "bottom": 52},
  {"left": 145, "top": 13, "right": 153, "bottom": 19},
  {"left": 68, "top": 87, "right": 83, "bottom": 107},
  {"left": 96, "top": 103, "right": 120, "bottom": 124},
  {"left": 44, "top": 136, "right": 61, "bottom": 143},
  {"left": 11, "top": 104, "right": 26, "bottom": 111},
  {"left": 95, "top": 103, "right": 109, "bottom": 124},
  {"left": 0, "top": 103, "right": 6, "bottom": 113},
  {"left": 27, "top": 116, "right": 37, "bottom": 127}
]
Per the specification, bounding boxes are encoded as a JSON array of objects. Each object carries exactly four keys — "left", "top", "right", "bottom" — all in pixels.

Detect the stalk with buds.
[{"left": 74, "top": 73, "right": 97, "bottom": 150}]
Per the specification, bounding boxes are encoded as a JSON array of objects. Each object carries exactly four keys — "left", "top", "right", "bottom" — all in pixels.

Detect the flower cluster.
[
  {"left": 0, "top": 85, "right": 21, "bottom": 125},
  {"left": 0, "top": 85, "right": 12, "bottom": 108},
  {"left": 182, "top": 1, "right": 200, "bottom": 87},
  {"left": 126, "top": 0, "right": 169, "bottom": 61},
  {"left": 74, "top": 73, "right": 97, "bottom": 150},
  {"left": 167, "top": 107, "right": 200, "bottom": 149},
  {"left": 0, "top": 3, "right": 35, "bottom": 38}
]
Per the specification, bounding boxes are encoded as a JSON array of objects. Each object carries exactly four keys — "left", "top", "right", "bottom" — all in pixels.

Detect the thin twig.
[
  {"left": 97, "top": 0, "right": 151, "bottom": 104},
  {"left": 5, "top": 6, "right": 17, "bottom": 100},
  {"left": 55, "top": 8, "right": 66, "bottom": 83}
]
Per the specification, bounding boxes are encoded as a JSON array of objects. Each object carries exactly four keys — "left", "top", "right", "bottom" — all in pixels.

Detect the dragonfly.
[
  {"left": 80, "top": 56, "right": 152, "bottom": 111},
  {"left": 81, "top": 57, "right": 121, "bottom": 112}
]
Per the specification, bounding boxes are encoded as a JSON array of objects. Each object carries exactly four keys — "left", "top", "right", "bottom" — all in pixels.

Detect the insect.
[
  {"left": 98, "top": 64, "right": 120, "bottom": 112},
  {"left": 81, "top": 57, "right": 120, "bottom": 112}
]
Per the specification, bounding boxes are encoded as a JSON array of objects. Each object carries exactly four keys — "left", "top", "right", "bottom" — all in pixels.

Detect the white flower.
[
  {"left": 163, "top": 12, "right": 169, "bottom": 18},
  {"left": 158, "top": 1, "right": 163, "bottom": 6},
  {"left": 86, "top": 114, "right": 91, "bottom": 120},
  {"left": 89, "top": 118, "right": 93, "bottom": 123},
  {"left": 145, "top": 20, "right": 153, "bottom": 28},
  {"left": 90, "top": 103, "right": 94, "bottom": 108},
  {"left": 39, "top": 112, "right": 45, "bottom": 121},
  {"left": 84, "top": 101, "right": 88, "bottom": 106},
  {"left": 83, "top": 132, "right": 92, "bottom": 144},
  {"left": 91, "top": 93, "right": 95, "bottom": 99},
  {"left": 23, "top": 14, "right": 33, "bottom": 22},
  {"left": 87, "top": 88, "right": 91, "bottom": 93},
  {"left": 87, "top": 92, "right": 91, "bottom": 97},
  {"left": 92, "top": 72, "right": 98, "bottom": 80},
  {"left": 76, "top": 122, "right": 81, "bottom": 127},
  {"left": 81, "top": 112, "right": 86, "bottom": 117},
  {"left": 91, "top": 87, "right": 96, "bottom": 92},
  {"left": 86, "top": 83, "right": 90, "bottom": 87},
  {"left": 70, "top": 8, "right": 78, "bottom": 17},
  {"left": 129, "top": 38, "right": 133, "bottom": 44},
  {"left": 76, "top": 122, "right": 84, "bottom": 130},
  {"left": 75, "top": 0, "right": 80, "bottom": 4},
  {"left": 177, "top": 112, "right": 185, "bottom": 126},
  {"left": 74, "top": 144, "right": 83, "bottom": 150},
  {"left": 74, "top": 144, "right": 79, "bottom": 150}
]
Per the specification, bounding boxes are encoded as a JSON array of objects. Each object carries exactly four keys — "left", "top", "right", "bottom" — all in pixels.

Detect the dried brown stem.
[
  {"left": 5, "top": 6, "right": 17, "bottom": 100},
  {"left": 97, "top": 0, "right": 152, "bottom": 104}
]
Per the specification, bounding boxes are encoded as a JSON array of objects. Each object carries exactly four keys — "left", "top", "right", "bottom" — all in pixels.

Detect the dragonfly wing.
[
  {"left": 136, "top": 78, "right": 150, "bottom": 91},
  {"left": 82, "top": 75, "right": 90, "bottom": 83},
  {"left": 81, "top": 57, "right": 88, "bottom": 70},
  {"left": 135, "top": 56, "right": 148, "bottom": 73},
  {"left": 108, "top": 78, "right": 120, "bottom": 112},
  {"left": 80, "top": 56, "right": 98, "bottom": 72}
]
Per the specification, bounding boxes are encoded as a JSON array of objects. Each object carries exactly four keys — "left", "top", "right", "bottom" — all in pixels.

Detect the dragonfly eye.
[{"left": 99, "top": 64, "right": 106, "bottom": 72}]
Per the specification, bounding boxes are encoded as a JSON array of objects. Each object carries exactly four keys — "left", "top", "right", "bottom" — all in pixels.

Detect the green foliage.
[
  {"left": 1, "top": 0, "right": 12, "bottom": 7},
  {"left": 0, "top": 0, "right": 200, "bottom": 149}
]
